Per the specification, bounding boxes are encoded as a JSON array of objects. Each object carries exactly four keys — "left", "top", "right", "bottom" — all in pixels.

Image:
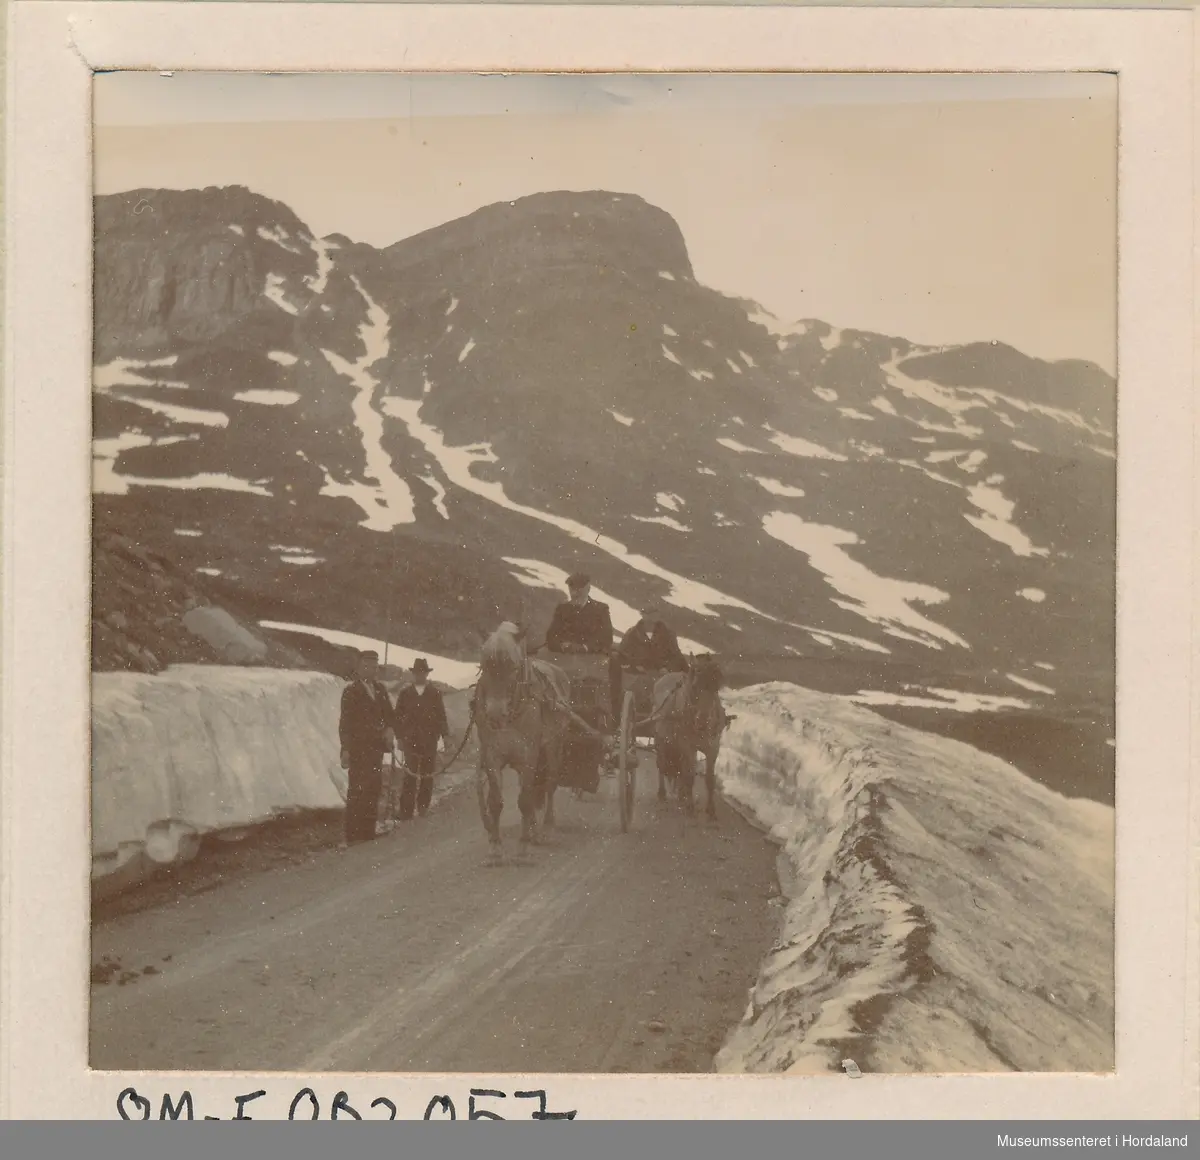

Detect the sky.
[{"left": 93, "top": 72, "right": 1117, "bottom": 371}]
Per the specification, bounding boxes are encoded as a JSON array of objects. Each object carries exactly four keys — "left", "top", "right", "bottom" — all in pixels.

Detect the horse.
[
  {"left": 473, "top": 622, "right": 571, "bottom": 853},
  {"left": 652, "top": 654, "right": 730, "bottom": 821}
]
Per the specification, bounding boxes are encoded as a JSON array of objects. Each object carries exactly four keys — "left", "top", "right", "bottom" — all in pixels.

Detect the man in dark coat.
[
  {"left": 339, "top": 650, "right": 395, "bottom": 845},
  {"left": 618, "top": 604, "right": 688, "bottom": 673},
  {"left": 544, "top": 573, "right": 614, "bottom": 655},
  {"left": 392, "top": 657, "right": 451, "bottom": 820},
  {"left": 544, "top": 572, "right": 622, "bottom": 724}
]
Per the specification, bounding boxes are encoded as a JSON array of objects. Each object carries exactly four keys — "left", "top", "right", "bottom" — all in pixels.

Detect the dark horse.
[
  {"left": 473, "top": 622, "right": 571, "bottom": 854},
  {"left": 653, "top": 654, "right": 730, "bottom": 821}
]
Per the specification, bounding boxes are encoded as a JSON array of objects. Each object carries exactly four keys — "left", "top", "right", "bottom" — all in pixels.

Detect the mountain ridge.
[{"left": 91, "top": 182, "right": 1115, "bottom": 795}]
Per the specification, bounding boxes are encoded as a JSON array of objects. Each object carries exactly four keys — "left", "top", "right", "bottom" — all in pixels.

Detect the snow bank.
[
  {"left": 713, "top": 683, "right": 1113, "bottom": 1074},
  {"left": 91, "top": 665, "right": 348, "bottom": 890}
]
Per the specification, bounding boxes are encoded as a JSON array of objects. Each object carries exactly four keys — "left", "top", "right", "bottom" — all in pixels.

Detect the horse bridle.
[{"left": 477, "top": 655, "right": 536, "bottom": 729}]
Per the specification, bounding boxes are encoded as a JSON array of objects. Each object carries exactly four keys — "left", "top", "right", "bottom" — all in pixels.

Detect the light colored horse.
[
  {"left": 473, "top": 622, "right": 571, "bottom": 852},
  {"left": 653, "top": 655, "right": 730, "bottom": 821}
]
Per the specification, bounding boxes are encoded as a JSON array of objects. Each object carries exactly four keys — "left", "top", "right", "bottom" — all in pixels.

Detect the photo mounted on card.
[{"left": 88, "top": 65, "right": 1117, "bottom": 1078}]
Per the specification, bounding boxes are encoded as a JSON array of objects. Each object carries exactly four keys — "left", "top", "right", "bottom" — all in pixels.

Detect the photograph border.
[{"left": 3, "top": 0, "right": 1197, "bottom": 1120}]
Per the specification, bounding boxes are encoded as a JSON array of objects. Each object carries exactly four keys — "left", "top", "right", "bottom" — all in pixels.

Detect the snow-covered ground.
[
  {"left": 91, "top": 664, "right": 477, "bottom": 893},
  {"left": 92, "top": 666, "right": 349, "bottom": 886},
  {"left": 90, "top": 662, "right": 1112, "bottom": 1074},
  {"left": 712, "top": 682, "right": 1114, "bottom": 1074}
]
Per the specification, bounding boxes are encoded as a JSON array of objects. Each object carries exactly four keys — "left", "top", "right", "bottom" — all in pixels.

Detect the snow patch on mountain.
[
  {"left": 768, "top": 429, "right": 848, "bottom": 462},
  {"left": 926, "top": 449, "right": 987, "bottom": 474},
  {"left": 1007, "top": 673, "right": 1055, "bottom": 696},
  {"left": 422, "top": 474, "right": 450, "bottom": 519},
  {"left": 754, "top": 477, "right": 805, "bottom": 498},
  {"left": 98, "top": 458, "right": 272, "bottom": 497},
  {"left": 848, "top": 687, "right": 1032, "bottom": 712},
  {"left": 383, "top": 393, "right": 778, "bottom": 623},
  {"left": 264, "top": 273, "right": 300, "bottom": 316},
  {"left": 235, "top": 390, "right": 300, "bottom": 406},
  {"left": 260, "top": 622, "right": 480, "bottom": 687},
  {"left": 761, "top": 511, "right": 968, "bottom": 650},
  {"left": 319, "top": 278, "right": 415, "bottom": 531},
  {"left": 633, "top": 515, "right": 690, "bottom": 532},
  {"left": 257, "top": 224, "right": 305, "bottom": 255},
  {"left": 718, "top": 437, "right": 764, "bottom": 455},
  {"left": 94, "top": 355, "right": 185, "bottom": 392},
  {"left": 608, "top": 410, "right": 635, "bottom": 427},
  {"left": 123, "top": 395, "right": 230, "bottom": 429},
  {"left": 964, "top": 483, "right": 1050, "bottom": 559},
  {"left": 305, "top": 236, "right": 335, "bottom": 295},
  {"left": 965, "top": 388, "right": 1113, "bottom": 442}
]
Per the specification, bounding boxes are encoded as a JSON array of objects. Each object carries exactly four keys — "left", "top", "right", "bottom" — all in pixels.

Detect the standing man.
[
  {"left": 393, "top": 658, "right": 450, "bottom": 821},
  {"left": 339, "top": 650, "right": 395, "bottom": 845}
]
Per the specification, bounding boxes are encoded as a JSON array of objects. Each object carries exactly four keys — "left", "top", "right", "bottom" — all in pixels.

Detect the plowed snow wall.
[{"left": 92, "top": 665, "right": 348, "bottom": 889}]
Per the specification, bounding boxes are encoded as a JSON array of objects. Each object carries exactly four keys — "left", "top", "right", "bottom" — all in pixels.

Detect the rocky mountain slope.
[{"left": 92, "top": 183, "right": 1116, "bottom": 784}]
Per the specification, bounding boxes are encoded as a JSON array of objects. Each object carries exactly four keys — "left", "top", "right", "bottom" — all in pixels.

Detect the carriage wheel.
[{"left": 618, "top": 690, "right": 636, "bottom": 832}]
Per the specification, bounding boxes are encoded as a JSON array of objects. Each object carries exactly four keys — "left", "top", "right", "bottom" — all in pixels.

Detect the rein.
[{"left": 392, "top": 688, "right": 478, "bottom": 782}]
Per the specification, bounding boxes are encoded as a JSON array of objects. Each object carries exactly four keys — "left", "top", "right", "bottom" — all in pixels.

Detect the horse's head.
[
  {"left": 479, "top": 624, "right": 527, "bottom": 730},
  {"left": 689, "top": 653, "right": 723, "bottom": 694},
  {"left": 686, "top": 654, "right": 726, "bottom": 745}
]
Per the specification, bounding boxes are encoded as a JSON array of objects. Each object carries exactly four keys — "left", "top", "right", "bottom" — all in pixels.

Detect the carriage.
[{"left": 540, "top": 651, "right": 681, "bottom": 832}]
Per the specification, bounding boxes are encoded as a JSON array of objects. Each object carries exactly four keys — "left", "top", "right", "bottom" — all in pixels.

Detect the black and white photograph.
[{"left": 87, "top": 70, "right": 1117, "bottom": 1077}]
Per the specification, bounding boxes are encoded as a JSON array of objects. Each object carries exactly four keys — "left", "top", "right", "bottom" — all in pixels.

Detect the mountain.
[{"left": 92, "top": 184, "right": 1116, "bottom": 795}]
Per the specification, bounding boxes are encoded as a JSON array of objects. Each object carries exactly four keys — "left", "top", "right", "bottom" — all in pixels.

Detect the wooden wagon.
[
  {"left": 542, "top": 652, "right": 684, "bottom": 832},
  {"left": 540, "top": 651, "right": 611, "bottom": 802}
]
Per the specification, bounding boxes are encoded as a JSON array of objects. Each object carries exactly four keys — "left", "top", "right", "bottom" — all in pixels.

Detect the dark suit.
[
  {"left": 339, "top": 679, "right": 392, "bottom": 843},
  {"left": 544, "top": 598, "right": 624, "bottom": 721},
  {"left": 619, "top": 620, "right": 687, "bottom": 672},
  {"left": 545, "top": 597, "right": 614, "bottom": 654},
  {"left": 393, "top": 683, "right": 450, "bottom": 819}
]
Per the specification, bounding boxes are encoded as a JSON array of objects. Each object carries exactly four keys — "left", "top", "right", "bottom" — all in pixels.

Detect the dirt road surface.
[{"left": 90, "top": 759, "right": 785, "bottom": 1073}]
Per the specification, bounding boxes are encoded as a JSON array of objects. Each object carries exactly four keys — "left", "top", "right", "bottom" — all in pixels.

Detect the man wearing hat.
[
  {"left": 339, "top": 650, "right": 395, "bottom": 845},
  {"left": 545, "top": 573, "right": 615, "bottom": 655},
  {"left": 545, "top": 572, "right": 622, "bottom": 724},
  {"left": 618, "top": 602, "right": 688, "bottom": 673},
  {"left": 392, "top": 658, "right": 451, "bottom": 821}
]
